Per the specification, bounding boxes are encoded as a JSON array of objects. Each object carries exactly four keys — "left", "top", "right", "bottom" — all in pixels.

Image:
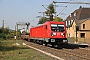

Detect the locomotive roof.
[
  {"left": 37, "top": 24, "right": 44, "bottom": 26},
  {"left": 30, "top": 24, "right": 44, "bottom": 28},
  {"left": 31, "top": 21, "right": 65, "bottom": 28}
]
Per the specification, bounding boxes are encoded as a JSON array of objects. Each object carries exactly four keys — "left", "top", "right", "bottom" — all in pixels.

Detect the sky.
[{"left": 0, "top": 0, "right": 90, "bottom": 30}]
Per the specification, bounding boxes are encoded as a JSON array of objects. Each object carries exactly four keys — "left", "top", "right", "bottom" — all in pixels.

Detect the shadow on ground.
[
  {"left": 0, "top": 45, "right": 29, "bottom": 51},
  {"left": 49, "top": 43, "right": 88, "bottom": 49}
]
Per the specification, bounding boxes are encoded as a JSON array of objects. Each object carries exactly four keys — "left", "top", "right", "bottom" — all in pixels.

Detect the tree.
[
  {"left": 54, "top": 17, "right": 63, "bottom": 22},
  {"left": 0, "top": 27, "right": 9, "bottom": 39},
  {"left": 37, "top": 3, "right": 63, "bottom": 24},
  {"left": 0, "top": 28, "right": 3, "bottom": 33},
  {"left": 0, "top": 27, "right": 16, "bottom": 39},
  {"left": 3, "top": 28, "right": 9, "bottom": 34},
  {"left": 38, "top": 17, "right": 48, "bottom": 24},
  {"left": 45, "top": 3, "right": 55, "bottom": 21},
  {"left": 38, "top": 16, "right": 63, "bottom": 24}
]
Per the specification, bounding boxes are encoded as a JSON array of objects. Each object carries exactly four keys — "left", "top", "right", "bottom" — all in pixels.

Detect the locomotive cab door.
[{"left": 43, "top": 25, "right": 47, "bottom": 38}]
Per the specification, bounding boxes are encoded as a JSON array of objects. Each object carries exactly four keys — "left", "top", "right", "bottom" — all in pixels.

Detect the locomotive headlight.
[
  {"left": 61, "top": 33, "right": 63, "bottom": 35},
  {"left": 61, "top": 33, "right": 65, "bottom": 36},
  {"left": 51, "top": 32, "right": 56, "bottom": 36},
  {"left": 53, "top": 32, "right": 56, "bottom": 35}
]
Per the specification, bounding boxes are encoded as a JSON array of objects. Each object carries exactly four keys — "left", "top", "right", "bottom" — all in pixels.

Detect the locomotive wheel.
[{"left": 42, "top": 41, "right": 47, "bottom": 46}]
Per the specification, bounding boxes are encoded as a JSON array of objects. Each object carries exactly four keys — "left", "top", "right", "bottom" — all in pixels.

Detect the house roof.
[
  {"left": 75, "top": 19, "right": 86, "bottom": 25},
  {"left": 80, "top": 8, "right": 90, "bottom": 15},
  {"left": 75, "top": 18, "right": 90, "bottom": 25},
  {"left": 66, "top": 6, "right": 90, "bottom": 21},
  {"left": 66, "top": 18, "right": 90, "bottom": 28}
]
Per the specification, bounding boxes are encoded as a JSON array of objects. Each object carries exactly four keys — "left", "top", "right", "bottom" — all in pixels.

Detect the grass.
[
  {"left": 0, "top": 39, "right": 51, "bottom": 60},
  {"left": 67, "top": 37, "right": 76, "bottom": 42}
]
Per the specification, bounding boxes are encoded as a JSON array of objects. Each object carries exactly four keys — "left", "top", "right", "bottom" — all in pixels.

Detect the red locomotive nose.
[{"left": 51, "top": 32, "right": 65, "bottom": 38}]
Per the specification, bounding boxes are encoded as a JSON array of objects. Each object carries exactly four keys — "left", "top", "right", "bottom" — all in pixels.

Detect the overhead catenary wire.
[{"left": 57, "top": 6, "right": 67, "bottom": 16}]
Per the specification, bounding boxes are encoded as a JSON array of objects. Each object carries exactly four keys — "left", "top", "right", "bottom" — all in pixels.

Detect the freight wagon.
[
  {"left": 21, "top": 32, "right": 29, "bottom": 40},
  {"left": 29, "top": 21, "right": 68, "bottom": 46}
]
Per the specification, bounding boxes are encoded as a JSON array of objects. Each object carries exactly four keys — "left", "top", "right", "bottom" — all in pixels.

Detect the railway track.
[
  {"left": 22, "top": 40, "right": 90, "bottom": 60},
  {"left": 59, "top": 49, "right": 90, "bottom": 60}
]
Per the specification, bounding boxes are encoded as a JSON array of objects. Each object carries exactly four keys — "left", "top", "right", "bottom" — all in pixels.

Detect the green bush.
[
  {"left": 0, "top": 33, "right": 6, "bottom": 40},
  {"left": 6, "top": 34, "right": 14, "bottom": 39},
  {"left": 0, "top": 28, "right": 15, "bottom": 40},
  {"left": 0, "top": 33, "right": 14, "bottom": 40}
]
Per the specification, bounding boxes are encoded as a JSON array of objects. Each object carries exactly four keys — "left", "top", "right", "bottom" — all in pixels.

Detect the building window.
[
  {"left": 74, "top": 12, "right": 76, "bottom": 16},
  {"left": 71, "top": 20, "right": 73, "bottom": 24},
  {"left": 80, "top": 33, "right": 85, "bottom": 38},
  {"left": 83, "top": 24, "right": 85, "bottom": 29}
]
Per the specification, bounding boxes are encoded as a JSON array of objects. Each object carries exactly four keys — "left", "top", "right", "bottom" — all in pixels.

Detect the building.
[
  {"left": 65, "top": 6, "right": 90, "bottom": 43},
  {"left": 65, "top": 6, "right": 90, "bottom": 27},
  {"left": 67, "top": 18, "right": 90, "bottom": 43}
]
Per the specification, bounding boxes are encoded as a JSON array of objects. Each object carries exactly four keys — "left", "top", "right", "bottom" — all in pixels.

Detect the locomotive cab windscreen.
[{"left": 51, "top": 24, "right": 65, "bottom": 32}]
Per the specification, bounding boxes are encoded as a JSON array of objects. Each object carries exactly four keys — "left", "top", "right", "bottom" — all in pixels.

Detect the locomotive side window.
[{"left": 51, "top": 24, "right": 64, "bottom": 32}]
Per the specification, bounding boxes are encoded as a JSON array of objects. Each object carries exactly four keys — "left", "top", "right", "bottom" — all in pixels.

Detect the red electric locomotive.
[{"left": 30, "top": 21, "right": 68, "bottom": 46}]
